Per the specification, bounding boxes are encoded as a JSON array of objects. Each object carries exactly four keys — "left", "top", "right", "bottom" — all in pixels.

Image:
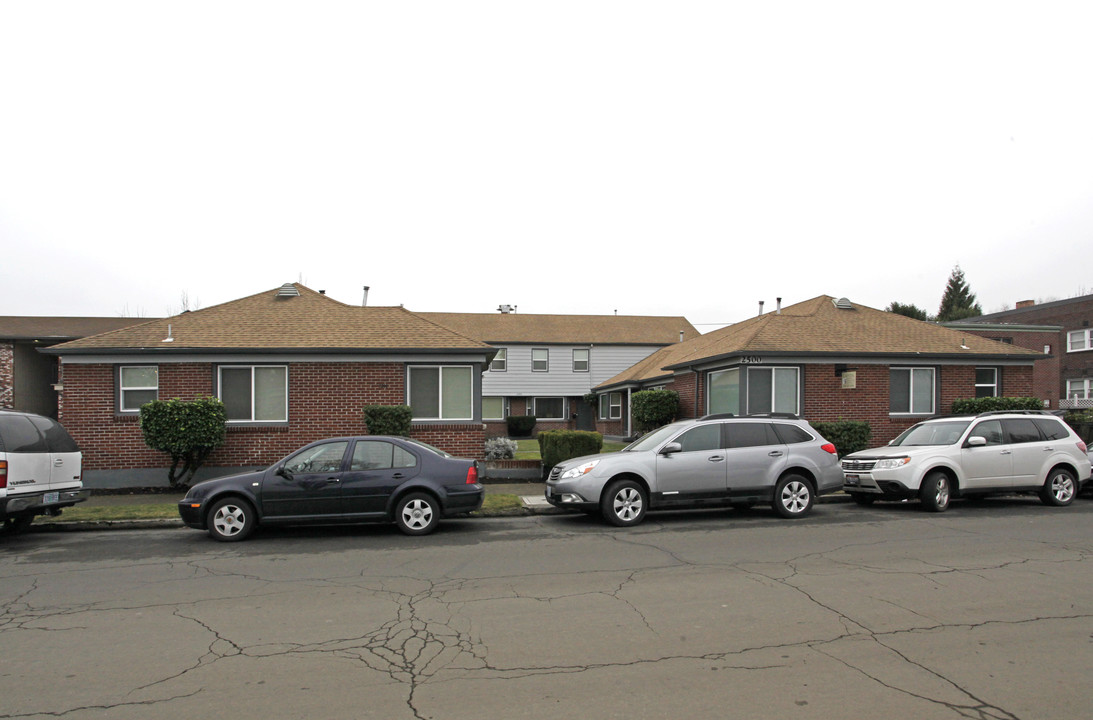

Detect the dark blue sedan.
[{"left": 178, "top": 436, "right": 483, "bottom": 541}]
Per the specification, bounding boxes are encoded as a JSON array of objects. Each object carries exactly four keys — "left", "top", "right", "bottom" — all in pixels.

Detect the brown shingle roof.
[
  {"left": 49, "top": 285, "right": 492, "bottom": 353},
  {"left": 418, "top": 312, "right": 699, "bottom": 345},
  {"left": 0, "top": 316, "right": 153, "bottom": 341},
  {"left": 598, "top": 296, "right": 1043, "bottom": 388}
]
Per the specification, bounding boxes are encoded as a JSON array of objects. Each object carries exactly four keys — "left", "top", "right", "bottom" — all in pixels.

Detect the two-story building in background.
[{"left": 420, "top": 310, "right": 699, "bottom": 437}]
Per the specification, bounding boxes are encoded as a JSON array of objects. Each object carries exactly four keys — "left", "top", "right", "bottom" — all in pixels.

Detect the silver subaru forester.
[{"left": 545, "top": 414, "right": 844, "bottom": 526}]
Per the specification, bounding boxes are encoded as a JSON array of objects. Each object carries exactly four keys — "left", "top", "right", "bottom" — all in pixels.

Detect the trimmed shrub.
[
  {"left": 507, "top": 415, "right": 537, "bottom": 437},
  {"left": 809, "top": 420, "right": 872, "bottom": 458},
  {"left": 139, "top": 396, "right": 227, "bottom": 488},
  {"left": 631, "top": 389, "right": 680, "bottom": 433},
  {"left": 484, "top": 437, "right": 518, "bottom": 460},
  {"left": 1064, "top": 410, "right": 1093, "bottom": 443},
  {"left": 950, "top": 397, "right": 1044, "bottom": 414},
  {"left": 538, "top": 430, "right": 603, "bottom": 478},
  {"left": 363, "top": 405, "right": 413, "bottom": 436}
]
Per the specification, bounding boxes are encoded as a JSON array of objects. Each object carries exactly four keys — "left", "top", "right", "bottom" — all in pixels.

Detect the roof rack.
[
  {"left": 697, "top": 412, "right": 801, "bottom": 421},
  {"left": 698, "top": 413, "right": 735, "bottom": 421},
  {"left": 975, "top": 409, "right": 1052, "bottom": 417}
]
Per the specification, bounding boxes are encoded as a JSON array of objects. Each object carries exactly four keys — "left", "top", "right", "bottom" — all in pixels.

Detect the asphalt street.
[{"left": 3, "top": 498, "right": 1092, "bottom": 719}]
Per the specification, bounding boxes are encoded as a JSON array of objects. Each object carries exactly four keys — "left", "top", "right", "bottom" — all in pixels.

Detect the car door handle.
[
  {"left": 1000, "top": 450, "right": 1011, "bottom": 455},
  {"left": 707, "top": 457, "right": 724, "bottom": 463},
  {"left": 325, "top": 477, "right": 341, "bottom": 484},
  {"left": 768, "top": 451, "right": 783, "bottom": 457},
  {"left": 392, "top": 472, "right": 406, "bottom": 478},
  {"left": 54, "top": 458, "right": 64, "bottom": 466}
]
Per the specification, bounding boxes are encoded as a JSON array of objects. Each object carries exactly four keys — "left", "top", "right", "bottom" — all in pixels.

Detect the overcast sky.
[{"left": 2, "top": 1, "right": 1091, "bottom": 330}]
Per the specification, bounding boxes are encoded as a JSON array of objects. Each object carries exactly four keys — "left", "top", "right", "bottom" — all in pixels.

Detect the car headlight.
[
  {"left": 874, "top": 457, "right": 911, "bottom": 470},
  {"left": 560, "top": 460, "right": 599, "bottom": 479}
]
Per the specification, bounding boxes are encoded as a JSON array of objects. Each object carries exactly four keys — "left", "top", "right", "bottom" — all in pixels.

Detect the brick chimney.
[{"left": 1016, "top": 299, "right": 1035, "bottom": 309}]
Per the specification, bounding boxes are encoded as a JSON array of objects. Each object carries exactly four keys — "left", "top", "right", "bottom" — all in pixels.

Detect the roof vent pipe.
[
  {"left": 162, "top": 324, "right": 174, "bottom": 343},
  {"left": 776, "top": 297, "right": 782, "bottom": 314},
  {"left": 362, "top": 286, "right": 370, "bottom": 307},
  {"left": 679, "top": 331, "right": 684, "bottom": 342},
  {"left": 758, "top": 300, "right": 765, "bottom": 316}
]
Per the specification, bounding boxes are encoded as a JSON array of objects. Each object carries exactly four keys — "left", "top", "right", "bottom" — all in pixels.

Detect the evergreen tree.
[
  {"left": 885, "top": 301, "right": 931, "bottom": 321},
  {"left": 936, "top": 265, "right": 983, "bottom": 321}
]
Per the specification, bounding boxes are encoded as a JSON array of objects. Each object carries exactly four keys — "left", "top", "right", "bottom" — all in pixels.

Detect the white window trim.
[
  {"left": 532, "top": 396, "right": 566, "bottom": 420},
  {"left": 408, "top": 365, "right": 474, "bottom": 421},
  {"left": 482, "top": 396, "right": 506, "bottom": 420},
  {"left": 890, "top": 366, "right": 936, "bottom": 415},
  {"left": 599, "top": 392, "right": 622, "bottom": 420},
  {"left": 532, "top": 348, "right": 549, "bottom": 372},
  {"left": 217, "top": 364, "right": 288, "bottom": 423},
  {"left": 975, "top": 367, "right": 999, "bottom": 397},
  {"left": 118, "top": 365, "right": 159, "bottom": 413},
  {"left": 1067, "top": 329, "right": 1091, "bottom": 353},
  {"left": 572, "top": 348, "right": 589, "bottom": 373},
  {"left": 1066, "top": 378, "right": 1092, "bottom": 400},
  {"left": 490, "top": 348, "right": 507, "bottom": 372}
]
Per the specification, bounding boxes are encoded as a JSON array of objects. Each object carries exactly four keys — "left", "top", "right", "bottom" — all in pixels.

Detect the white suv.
[
  {"left": 842, "top": 411, "right": 1091, "bottom": 511},
  {"left": 0, "top": 410, "right": 89, "bottom": 532}
]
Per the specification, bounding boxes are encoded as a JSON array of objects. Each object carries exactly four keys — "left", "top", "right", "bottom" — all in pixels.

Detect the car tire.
[
  {"left": 1040, "top": 467, "right": 1077, "bottom": 507},
  {"left": 601, "top": 479, "right": 647, "bottom": 527},
  {"left": 849, "top": 493, "right": 876, "bottom": 506},
  {"left": 773, "top": 474, "right": 814, "bottom": 518},
  {"left": 3, "top": 513, "right": 35, "bottom": 534},
  {"left": 919, "top": 471, "right": 951, "bottom": 512},
  {"left": 395, "top": 492, "right": 439, "bottom": 536},
  {"left": 207, "top": 497, "right": 256, "bottom": 542}
]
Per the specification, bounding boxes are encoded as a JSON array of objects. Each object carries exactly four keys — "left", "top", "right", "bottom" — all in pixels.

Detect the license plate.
[
  {"left": 43, "top": 492, "right": 60, "bottom": 504},
  {"left": 845, "top": 475, "right": 859, "bottom": 485}
]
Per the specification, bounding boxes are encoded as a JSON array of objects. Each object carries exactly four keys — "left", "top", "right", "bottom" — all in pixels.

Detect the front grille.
[
  {"left": 549, "top": 466, "right": 563, "bottom": 481},
  {"left": 842, "top": 459, "right": 876, "bottom": 472}
]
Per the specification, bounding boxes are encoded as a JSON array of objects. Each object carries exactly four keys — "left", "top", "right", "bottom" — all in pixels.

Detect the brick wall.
[
  {"left": 0, "top": 342, "right": 12, "bottom": 409},
  {"left": 658, "top": 361, "right": 1036, "bottom": 446},
  {"left": 59, "top": 361, "right": 487, "bottom": 472},
  {"left": 960, "top": 328, "right": 1061, "bottom": 407}
]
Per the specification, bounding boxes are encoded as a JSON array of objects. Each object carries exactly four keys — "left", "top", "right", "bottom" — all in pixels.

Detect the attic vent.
[
  {"left": 833, "top": 297, "right": 853, "bottom": 310},
  {"left": 276, "top": 283, "right": 300, "bottom": 298}
]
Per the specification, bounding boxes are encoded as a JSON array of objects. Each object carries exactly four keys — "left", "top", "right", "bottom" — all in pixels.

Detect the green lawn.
[{"left": 513, "top": 438, "right": 625, "bottom": 460}]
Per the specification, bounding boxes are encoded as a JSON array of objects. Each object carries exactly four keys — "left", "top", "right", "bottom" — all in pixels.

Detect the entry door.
[
  {"left": 262, "top": 441, "right": 349, "bottom": 518},
  {"left": 339, "top": 439, "right": 421, "bottom": 514},
  {"left": 654, "top": 424, "right": 727, "bottom": 497}
]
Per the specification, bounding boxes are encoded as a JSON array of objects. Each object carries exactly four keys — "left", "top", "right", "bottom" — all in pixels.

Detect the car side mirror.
[
  {"left": 966, "top": 436, "right": 986, "bottom": 447},
  {"left": 660, "top": 442, "right": 682, "bottom": 455},
  {"left": 276, "top": 465, "right": 293, "bottom": 480}
]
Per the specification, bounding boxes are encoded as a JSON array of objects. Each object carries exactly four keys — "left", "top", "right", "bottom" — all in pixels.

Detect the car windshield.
[
  {"left": 890, "top": 421, "right": 971, "bottom": 446},
  {"left": 624, "top": 422, "right": 689, "bottom": 452}
]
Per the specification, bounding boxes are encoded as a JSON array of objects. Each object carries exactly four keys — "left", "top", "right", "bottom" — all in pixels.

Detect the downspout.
[
  {"left": 626, "top": 387, "right": 632, "bottom": 437},
  {"left": 693, "top": 367, "right": 699, "bottom": 418}
]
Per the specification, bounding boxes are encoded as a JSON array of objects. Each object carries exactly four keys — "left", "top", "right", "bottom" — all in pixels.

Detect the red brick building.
[
  {"left": 951, "top": 293, "right": 1093, "bottom": 410},
  {"left": 596, "top": 296, "right": 1043, "bottom": 444},
  {"left": 45, "top": 284, "right": 496, "bottom": 487}
]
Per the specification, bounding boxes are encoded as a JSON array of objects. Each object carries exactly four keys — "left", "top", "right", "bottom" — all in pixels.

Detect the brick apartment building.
[
  {"left": 596, "top": 296, "right": 1043, "bottom": 444},
  {"left": 952, "top": 293, "right": 1093, "bottom": 410},
  {"left": 45, "top": 284, "right": 496, "bottom": 487}
]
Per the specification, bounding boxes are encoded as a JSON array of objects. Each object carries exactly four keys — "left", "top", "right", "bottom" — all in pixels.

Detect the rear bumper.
[
  {"left": 4, "top": 488, "right": 91, "bottom": 516},
  {"left": 443, "top": 484, "right": 484, "bottom": 515}
]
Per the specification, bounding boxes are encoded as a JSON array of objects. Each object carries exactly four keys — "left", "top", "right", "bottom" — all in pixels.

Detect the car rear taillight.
[
  {"left": 0, "top": 460, "right": 6, "bottom": 489},
  {"left": 466, "top": 463, "right": 479, "bottom": 484},
  {"left": 1078, "top": 440, "right": 1088, "bottom": 454},
  {"left": 820, "top": 443, "right": 837, "bottom": 455}
]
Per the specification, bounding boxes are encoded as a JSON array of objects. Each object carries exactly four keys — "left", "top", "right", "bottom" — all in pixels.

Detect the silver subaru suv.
[
  {"left": 545, "top": 414, "right": 843, "bottom": 526},
  {"left": 841, "top": 411, "right": 1091, "bottom": 511}
]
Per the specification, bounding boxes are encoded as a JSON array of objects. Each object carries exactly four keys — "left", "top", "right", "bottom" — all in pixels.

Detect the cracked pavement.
[{"left": 2, "top": 499, "right": 1091, "bottom": 719}]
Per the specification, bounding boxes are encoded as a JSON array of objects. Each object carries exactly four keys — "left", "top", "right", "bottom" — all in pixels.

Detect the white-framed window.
[
  {"left": 975, "top": 367, "right": 998, "bottom": 398},
  {"left": 532, "top": 396, "right": 565, "bottom": 419},
  {"left": 218, "top": 365, "right": 288, "bottom": 422},
  {"left": 482, "top": 396, "right": 506, "bottom": 420},
  {"left": 598, "top": 392, "right": 622, "bottom": 420},
  {"left": 890, "top": 367, "right": 935, "bottom": 414},
  {"left": 572, "top": 348, "right": 589, "bottom": 372},
  {"left": 119, "top": 365, "right": 159, "bottom": 412},
  {"left": 708, "top": 368, "right": 740, "bottom": 415},
  {"left": 532, "top": 348, "right": 549, "bottom": 372},
  {"left": 490, "top": 348, "right": 507, "bottom": 372},
  {"left": 747, "top": 367, "right": 799, "bottom": 415},
  {"left": 408, "top": 366, "right": 473, "bottom": 420},
  {"left": 1066, "top": 378, "right": 1092, "bottom": 400},
  {"left": 1067, "top": 329, "right": 1091, "bottom": 352}
]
